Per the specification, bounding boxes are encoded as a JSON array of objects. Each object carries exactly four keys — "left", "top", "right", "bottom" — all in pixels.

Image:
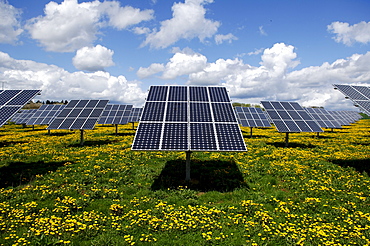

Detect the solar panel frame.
[
  {"left": 132, "top": 85, "right": 247, "bottom": 152},
  {"left": 46, "top": 99, "right": 108, "bottom": 130},
  {"left": 128, "top": 107, "right": 143, "bottom": 122},
  {"left": 261, "top": 101, "right": 323, "bottom": 133},
  {"left": 305, "top": 108, "right": 342, "bottom": 129},
  {"left": 334, "top": 84, "right": 370, "bottom": 115},
  {"left": 234, "top": 107, "right": 271, "bottom": 128},
  {"left": 98, "top": 104, "right": 133, "bottom": 125},
  {"left": 0, "top": 90, "right": 41, "bottom": 127},
  {"left": 11, "top": 109, "right": 38, "bottom": 124}
]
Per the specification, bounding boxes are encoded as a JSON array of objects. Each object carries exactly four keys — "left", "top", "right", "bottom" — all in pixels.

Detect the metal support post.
[
  {"left": 115, "top": 124, "right": 118, "bottom": 135},
  {"left": 250, "top": 127, "right": 253, "bottom": 138},
  {"left": 185, "top": 151, "right": 192, "bottom": 181},
  {"left": 285, "top": 132, "right": 289, "bottom": 147},
  {"left": 80, "top": 129, "right": 85, "bottom": 146}
]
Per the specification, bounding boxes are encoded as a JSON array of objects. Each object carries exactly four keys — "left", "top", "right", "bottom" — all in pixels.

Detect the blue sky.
[{"left": 0, "top": 0, "right": 369, "bottom": 110}]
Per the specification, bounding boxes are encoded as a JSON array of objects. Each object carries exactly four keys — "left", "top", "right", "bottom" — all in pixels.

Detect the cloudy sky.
[{"left": 0, "top": 0, "right": 369, "bottom": 110}]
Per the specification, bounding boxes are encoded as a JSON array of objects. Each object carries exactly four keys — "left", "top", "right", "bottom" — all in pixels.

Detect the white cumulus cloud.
[
  {"left": 73, "top": 45, "right": 115, "bottom": 72},
  {"left": 0, "top": 51, "right": 146, "bottom": 106},
  {"left": 25, "top": 0, "right": 154, "bottom": 52},
  {"left": 0, "top": 1, "right": 23, "bottom": 44},
  {"left": 141, "top": 0, "right": 220, "bottom": 49},
  {"left": 328, "top": 21, "right": 370, "bottom": 46}
]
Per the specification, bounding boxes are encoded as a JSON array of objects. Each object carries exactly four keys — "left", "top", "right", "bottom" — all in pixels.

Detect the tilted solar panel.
[
  {"left": 333, "top": 84, "right": 370, "bottom": 115},
  {"left": 0, "top": 90, "right": 41, "bottom": 127},
  {"left": 98, "top": 104, "right": 133, "bottom": 125},
  {"left": 11, "top": 109, "right": 38, "bottom": 124},
  {"left": 305, "top": 108, "right": 342, "bottom": 129},
  {"left": 26, "top": 104, "right": 66, "bottom": 125},
  {"left": 128, "top": 107, "right": 143, "bottom": 122},
  {"left": 132, "top": 86, "right": 247, "bottom": 151},
  {"left": 261, "top": 101, "right": 323, "bottom": 133},
  {"left": 235, "top": 107, "right": 271, "bottom": 127},
  {"left": 47, "top": 100, "right": 108, "bottom": 130}
]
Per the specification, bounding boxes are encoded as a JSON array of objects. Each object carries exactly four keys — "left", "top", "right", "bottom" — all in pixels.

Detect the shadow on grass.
[
  {"left": 0, "top": 141, "right": 27, "bottom": 147},
  {"left": 266, "top": 142, "right": 316, "bottom": 148},
  {"left": 151, "top": 159, "right": 247, "bottom": 192},
  {"left": 331, "top": 159, "right": 370, "bottom": 175},
  {"left": 0, "top": 161, "right": 68, "bottom": 188},
  {"left": 108, "top": 132, "right": 135, "bottom": 137},
  {"left": 47, "top": 131, "right": 75, "bottom": 136},
  {"left": 68, "top": 139, "right": 119, "bottom": 147}
]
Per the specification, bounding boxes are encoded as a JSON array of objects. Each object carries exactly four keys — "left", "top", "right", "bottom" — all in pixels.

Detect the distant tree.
[
  {"left": 46, "top": 100, "right": 51, "bottom": 104},
  {"left": 64, "top": 100, "right": 68, "bottom": 104}
]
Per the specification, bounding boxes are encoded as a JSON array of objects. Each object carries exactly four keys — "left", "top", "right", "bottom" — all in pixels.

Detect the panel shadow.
[
  {"left": 331, "top": 159, "right": 370, "bottom": 175},
  {"left": 0, "top": 161, "right": 68, "bottom": 188},
  {"left": 151, "top": 159, "right": 247, "bottom": 192}
]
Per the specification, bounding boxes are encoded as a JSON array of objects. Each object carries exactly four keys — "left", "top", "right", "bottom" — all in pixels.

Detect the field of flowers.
[{"left": 0, "top": 120, "right": 369, "bottom": 245}]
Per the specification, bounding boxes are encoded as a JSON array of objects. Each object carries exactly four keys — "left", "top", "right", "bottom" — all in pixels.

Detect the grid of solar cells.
[
  {"left": 261, "top": 101, "right": 323, "bottom": 133},
  {"left": 235, "top": 107, "right": 271, "bottom": 127},
  {"left": 47, "top": 100, "right": 108, "bottom": 130},
  {"left": 0, "top": 90, "right": 41, "bottom": 127},
  {"left": 334, "top": 84, "right": 370, "bottom": 115},
  {"left": 128, "top": 107, "right": 143, "bottom": 122},
  {"left": 11, "top": 109, "right": 38, "bottom": 124},
  {"left": 98, "top": 104, "right": 133, "bottom": 125},
  {"left": 26, "top": 104, "right": 66, "bottom": 125},
  {"left": 305, "top": 108, "right": 342, "bottom": 129},
  {"left": 132, "top": 85, "right": 246, "bottom": 151}
]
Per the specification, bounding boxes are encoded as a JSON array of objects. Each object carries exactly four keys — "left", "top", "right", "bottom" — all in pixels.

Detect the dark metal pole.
[
  {"left": 115, "top": 124, "right": 118, "bottom": 135},
  {"left": 185, "top": 151, "right": 192, "bottom": 181},
  {"left": 80, "top": 129, "right": 84, "bottom": 146},
  {"left": 285, "top": 132, "right": 289, "bottom": 147},
  {"left": 132, "top": 122, "right": 135, "bottom": 130},
  {"left": 250, "top": 127, "right": 253, "bottom": 138}
]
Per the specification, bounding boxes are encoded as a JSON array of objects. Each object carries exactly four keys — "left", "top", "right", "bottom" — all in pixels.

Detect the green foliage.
[{"left": 0, "top": 121, "right": 369, "bottom": 245}]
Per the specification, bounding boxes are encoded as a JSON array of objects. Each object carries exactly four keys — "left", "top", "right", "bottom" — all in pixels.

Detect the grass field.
[{"left": 0, "top": 120, "right": 369, "bottom": 245}]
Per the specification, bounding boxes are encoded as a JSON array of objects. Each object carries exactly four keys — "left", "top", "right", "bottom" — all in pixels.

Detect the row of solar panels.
[{"left": 10, "top": 102, "right": 143, "bottom": 129}]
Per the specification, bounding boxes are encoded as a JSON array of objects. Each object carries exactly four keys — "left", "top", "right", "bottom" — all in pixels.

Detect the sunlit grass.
[{"left": 0, "top": 121, "right": 369, "bottom": 245}]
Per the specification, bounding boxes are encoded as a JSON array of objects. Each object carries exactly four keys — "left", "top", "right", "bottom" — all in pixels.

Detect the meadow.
[{"left": 0, "top": 120, "right": 369, "bottom": 245}]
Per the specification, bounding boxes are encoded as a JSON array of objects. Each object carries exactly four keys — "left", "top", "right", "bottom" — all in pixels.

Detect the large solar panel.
[
  {"left": 26, "top": 104, "right": 66, "bottom": 125},
  {"left": 128, "top": 107, "right": 143, "bottom": 122},
  {"left": 47, "top": 100, "right": 108, "bottom": 130},
  {"left": 305, "top": 108, "right": 342, "bottom": 129},
  {"left": 333, "top": 84, "right": 370, "bottom": 115},
  {"left": 98, "top": 104, "right": 133, "bottom": 125},
  {"left": 261, "top": 101, "right": 323, "bottom": 133},
  {"left": 235, "top": 107, "right": 271, "bottom": 127},
  {"left": 132, "top": 86, "right": 247, "bottom": 151},
  {"left": 0, "top": 90, "right": 41, "bottom": 127},
  {"left": 11, "top": 109, "right": 38, "bottom": 124}
]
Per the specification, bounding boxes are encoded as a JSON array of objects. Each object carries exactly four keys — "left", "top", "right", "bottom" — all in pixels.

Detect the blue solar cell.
[
  {"left": 212, "top": 103, "right": 236, "bottom": 122},
  {"left": 277, "top": 110, "right": 290, "bottom": 119},
  {"left": 209, "top": 87, "right": 230, "bottom": 102},
  {"left": 141, "top": 102, "right": 165, "bottom": 121},
  {"left": 147, "top": 86, "right": 168, "bottom": 101},
  {"left": 273, "top": 120, "right": 289, "bottom": 132},
  {"left": 271, "top": 101, "right": 284, "bottom": 110},
  {"left": 284, "top": 121, "right": 300, "bottom": 132},
  {"left": 216, "top": 124, "right": 246, "bottom": 151},
  {"left": 189, "top": 87, "right": 209, "bottom": 102},
  {"left": 132, "top": 123, "right": 162, "bottom": 150},
  {"left": 76, "top": 100, "right": 89, "bottom": 108},
  {"left": 0, "top": 90, "right": 21, "bottom": 105},
  {"left": 162, "top": 123, "right": 188, "bottom": 150},
  {"left": 168, "top": 86, "right": 187, "bottom": 101},
  {"left": 190, "top": 123, "right": 217, "bottom": 150},
  {"left": 190, "top": 103, "right": 212, "bottom": 122},
  {"left": 166, "top": 102, "right": 187, "bottom": 122}
]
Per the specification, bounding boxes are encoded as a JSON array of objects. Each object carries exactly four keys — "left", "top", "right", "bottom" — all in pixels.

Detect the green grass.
[{"left": 0, "top": 121, "right": 369, "bottom": 245}]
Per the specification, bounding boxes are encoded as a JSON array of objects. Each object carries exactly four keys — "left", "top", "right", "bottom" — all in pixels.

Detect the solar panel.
[
  {"left": 305, "top": 108, "right": 342, "bottom": 129},
  {"left": 128, "top": 107, "right": 143, "bottom": 122},
  {"left": 11, "top": 109, "right": 38, "bottom": 124},
  {"left": 261, "top": 101, "right": 323, "bottom": 133},
  {"left": 47, "top": 100, "right": 109, "bottom": 130},
  {"left": 333, "top": 84, "right": 370, "bottom": 115},
  {"left": 132, "top": 86, "right": 247, "bottom": 151},
  {"left": 98, "top": 104, "right": 133, "bottom": 125},
  {"left": 235, "top": 107, "right": 271, "bottom": 127},
  {"left": 0, "top": 90, "right": 41, "bottom": 127},
  {"left": 26, "top": 104, "right": 66, "bottom": 125}
]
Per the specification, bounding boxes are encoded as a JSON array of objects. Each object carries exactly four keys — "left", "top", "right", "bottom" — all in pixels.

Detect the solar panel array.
[
  {"left": 305, "top": 108, "right": 342, "bottom": 129},
  {"left": 11, "top": 109, "right": 38, "bottom": 124},
  {"left": 128, "top": 107, "right": 143, "bottom": 122},
  {"left": 261, "top": 101, "right": 323, "bottom": 133},
  {"left": 328, "top": 110, "right": 361, "bottom": 126},
  {"left": 132, "top": 86, "right": 247, "bottom": 151},
  {"left": 26, "top": 104, "right": 66, "bottom": 125},
  {"left": 333, "top": 84, "right": 370, "bottom": 115},
  {"left": 47, "top": 100, "right": 108, "bottom": 130},
  {"left": 0, "top": 90, "right": 41, "bottom": 127},
  {"left": 98, "top": 104, "right": 133, "bottom": 125},
  {"left": 234, "top": 107, "right": 271, "bottom": 127}
]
